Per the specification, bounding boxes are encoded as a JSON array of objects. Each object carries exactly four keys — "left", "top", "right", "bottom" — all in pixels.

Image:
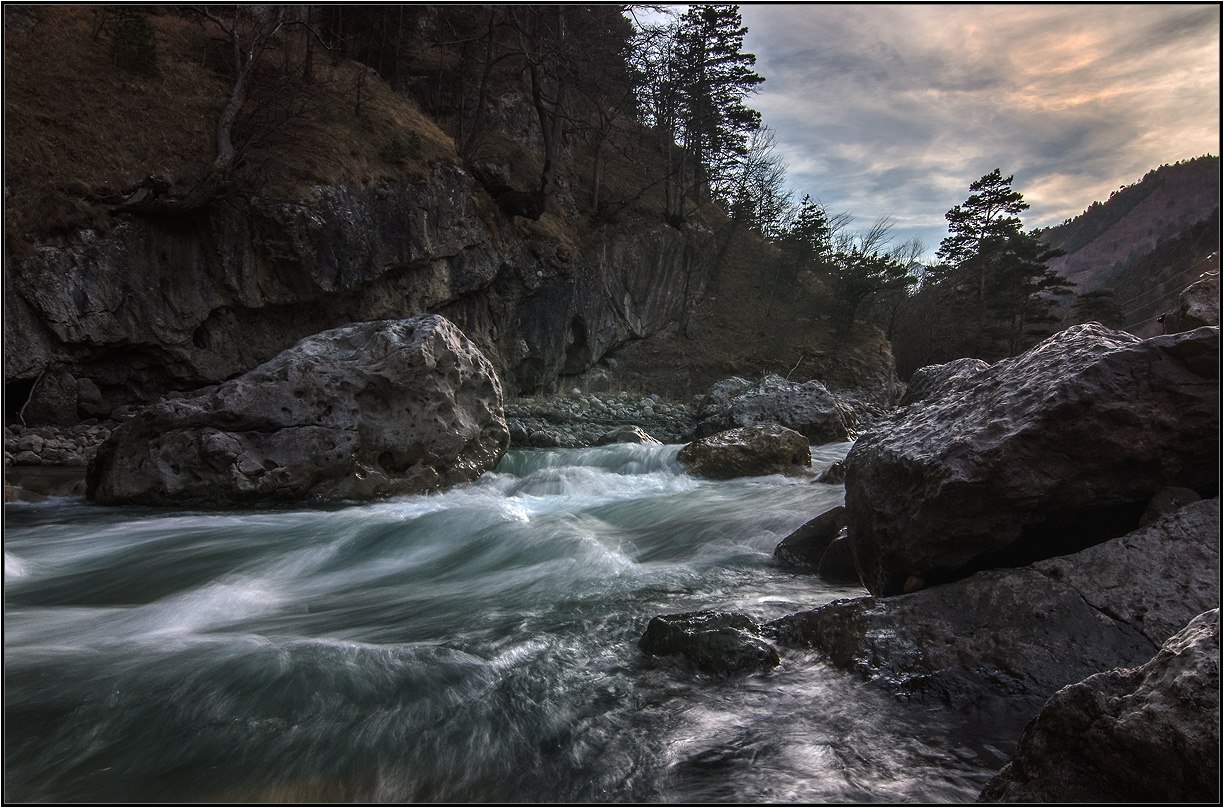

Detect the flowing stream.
[{"left": 4, "top": 443, "right": 1002, "bottom": 803}]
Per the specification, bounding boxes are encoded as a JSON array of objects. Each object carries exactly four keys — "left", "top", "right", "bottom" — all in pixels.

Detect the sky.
[{"left": 737, "top": 3, "right": 1221, "bottom": 259}]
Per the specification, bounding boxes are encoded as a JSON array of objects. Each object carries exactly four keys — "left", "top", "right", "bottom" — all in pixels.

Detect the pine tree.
[
  {"left": 930, "top": 170, "right": 1072, "bottom": 359},
  {"left": 779, "top": 195, "right": 835, "bottom": 270},
  {"left": 668, "top": 4, "right": 764, "bottom": 220}
]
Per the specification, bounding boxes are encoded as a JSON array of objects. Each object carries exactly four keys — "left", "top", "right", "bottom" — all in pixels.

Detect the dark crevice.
[{"left": 945, "top": 500, "right": 1151, "bottom": 585}]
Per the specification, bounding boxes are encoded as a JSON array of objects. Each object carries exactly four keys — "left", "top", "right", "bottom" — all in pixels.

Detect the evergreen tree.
[
  {"left": 930, "top": 169, "right": 1072, "bottom": 359},
  {"left": 778, "top": 195, "right": 835, "bottom": 270},
  {"left": 663, "top": 4, "right": 764, "bottom": 222}
]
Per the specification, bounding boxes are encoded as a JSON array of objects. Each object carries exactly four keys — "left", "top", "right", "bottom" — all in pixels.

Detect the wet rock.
[
  {"left": 897, "top": 357, "right": 989, "bottom": 407},
  {"left": 640, "top": 611, "right": 780, "bottom": 676},
  {"left": 696, "top": 374, "right": 855, "bottom": 443},
  {"left": 678, "top": 424, "right": 810, "bottom": 480},
  {"left": 1029, "top": 498, "right": 1220, "bottom": 647},
  {"left": 816, "top": 536, "right": 860, "bottom": 585},
  {"left": 87, "top": 315, "right": 509, "bottom": 506},
  {"left": 815, "top": 460, "right": 846, "bottom": 485},
  {"left": 774, "top": 505, "right": 846, "bottom": 570},
  {"left": 767, "top": 499, "right": 1219, "bottom": 739},
  {"left": 504, "top": 392, "right": 696, "bottom": 448},
  {"left": 846, "top": 323, "right": 1220, "bottom": 596},
  {"left": 981, "top": 609, "right": 1221, "bottom": 804},
  {"left": 595, "top": 425, "right": 660, "bottom": 445},
  {"left": 1163, "top": 269, "right": 1220, "bottom": 333}
]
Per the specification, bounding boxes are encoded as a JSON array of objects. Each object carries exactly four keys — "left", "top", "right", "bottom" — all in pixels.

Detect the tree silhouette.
[{"left": 929, "top": 169, "right": 1072, "bottom": 359}]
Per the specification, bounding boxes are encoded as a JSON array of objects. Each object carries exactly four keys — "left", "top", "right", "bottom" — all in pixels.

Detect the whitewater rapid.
[{"left": 4, "top": 442, "right": 1003, "bottom": 802}]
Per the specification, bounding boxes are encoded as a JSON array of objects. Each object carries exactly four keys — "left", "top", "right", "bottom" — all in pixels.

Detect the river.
[{"left": 4, "top": 442, "right": 1003, "bottom": 802}]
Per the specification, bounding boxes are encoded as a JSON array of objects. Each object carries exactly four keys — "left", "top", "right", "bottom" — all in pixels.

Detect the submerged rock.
[
  {"left": 640, "top": 611, "right": 780, "bottom": 676},
  {"left": 87, "top": 315, "right": 508, "bottom": 506},
  {"left": 981, "top": 609, "right": 1221, "bottom": 804},
  {"left": 846, "top": 323, "right": 1220, "bottom": 596},
  {"left": 678, "top": 424, "right": 810, "bottom": 480}
]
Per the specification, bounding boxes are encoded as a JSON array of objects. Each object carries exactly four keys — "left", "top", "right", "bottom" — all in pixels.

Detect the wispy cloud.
[{"left": 741, "top": 4, "right": 1221, "bottom": 256}]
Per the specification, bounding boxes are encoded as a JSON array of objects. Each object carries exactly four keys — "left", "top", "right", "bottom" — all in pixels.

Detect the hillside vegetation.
[{"left": 1038, "top": 156, "right": 1220, "bottom": 294}]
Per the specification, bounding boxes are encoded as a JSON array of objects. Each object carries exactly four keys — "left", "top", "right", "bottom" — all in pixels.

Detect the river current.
[{"left": 4, "top": 443, "right": 1002, "bottom": 803}]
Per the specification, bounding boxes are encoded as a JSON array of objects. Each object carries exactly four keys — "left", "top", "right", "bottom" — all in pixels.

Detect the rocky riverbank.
[{"left": 640, "top": 321, "right": 1222, "bottom": 803}]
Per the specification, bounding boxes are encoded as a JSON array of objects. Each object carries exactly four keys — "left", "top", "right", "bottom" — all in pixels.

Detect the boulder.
[
  {"left": 23, "top": 368, "right": 78, "bottom": 426},
  {"left": 897, "top": 357, "right": 989, "bottom": 407},
  {"left": 677, "top": 424, "right": 810, "bottom": 480},
  {"left": 696, "top": 374, "right": 855, "bottom": 443},
  {"left": 773, "top": 505, "right": 846, "bottom": 569},
  {"left": 87, "top": 315, "right": 509, "bottom": 506},
  {"left": 981, "top": 609, "right": 1221, "bottom": 804},
  {"left": 845, "top": 323, "right": 1219, "bottom": 596},
  {"left": 767, "top": 499, "right": 1219, "bottom": 738},
  {"left": 1164, "top": 269, "right": 1220, "bottom": 333},
  {"left": 640, "top": 611, "right": 780, "bottom": 676},
  {"left": 694, "top": 376, "right": 753, "bottom": 419}
]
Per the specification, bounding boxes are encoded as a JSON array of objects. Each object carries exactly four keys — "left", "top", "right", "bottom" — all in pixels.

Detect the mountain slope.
[{"left": 1039, "top": 156, "right": 1220, "bottom": 294}]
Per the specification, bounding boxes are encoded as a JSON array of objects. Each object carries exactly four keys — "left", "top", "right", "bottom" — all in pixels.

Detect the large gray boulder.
[
  {"left": 87, "top": 315, "right": 508, "bottom": 506},
  {"left": 767, "top": 499, "right": 1219, "bottom": 739},
  {"left": 981, "top": 609, "right": 1220, "bottom": 804},
  {"left": 1164, "top": 269, "right": 1220, "bottom": 333},
  {"left": 845, "top": 323, "right": 1219, "bottom": 596},
  {"left": 677, "top": 424, "right": 810, "bottom": 479},
  {"left": 696, "top": 374, "right": 855, "bottom": 443}
]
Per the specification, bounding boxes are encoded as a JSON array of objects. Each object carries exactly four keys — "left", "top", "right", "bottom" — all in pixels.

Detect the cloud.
[{"left": 740, "top": 4, "right": 1221, "bottom": 257}]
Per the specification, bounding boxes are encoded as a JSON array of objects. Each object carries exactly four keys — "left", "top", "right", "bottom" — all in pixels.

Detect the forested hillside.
[{"left": 1038, "top": 157, "right": 1220, "bottom": 336}]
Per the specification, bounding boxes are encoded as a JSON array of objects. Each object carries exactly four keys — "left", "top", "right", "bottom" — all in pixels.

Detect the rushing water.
[{"left": 4, "top": 443, "right": 1001, "bottom": 803}]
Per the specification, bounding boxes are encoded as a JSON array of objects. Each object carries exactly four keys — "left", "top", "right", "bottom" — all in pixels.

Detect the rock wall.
[{"left": 5, "top": 164, "right": 709, "bottom": 422}]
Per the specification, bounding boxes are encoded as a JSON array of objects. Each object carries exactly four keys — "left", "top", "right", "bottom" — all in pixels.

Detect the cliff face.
[
  {"left": 6, "top": 164, "right": 713, "bottom": 421},
  {"left": 3, "top": 6, "right": 901, "bottom": 427}
]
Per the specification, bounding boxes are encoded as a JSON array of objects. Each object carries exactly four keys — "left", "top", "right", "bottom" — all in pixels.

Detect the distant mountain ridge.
[{"left": 1038, "top": 156, "right": 1221, "bottom": 295}]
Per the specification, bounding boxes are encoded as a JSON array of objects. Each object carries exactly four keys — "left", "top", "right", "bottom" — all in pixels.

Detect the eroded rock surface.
[
  {"left": 897, "top": 357, "right": 989, "bottom": 407},
  {"left": 87, "top": 315, "right": 508, "bottom": 506},
  {"left": 981, "top": 609, "right": 1221, "bottom": 804},
  {"left": 846, "top": 323, "right": 1219, "bottom": 596},
  {"left": 678, "top": 424, "right": 810, "bottom": 480}
]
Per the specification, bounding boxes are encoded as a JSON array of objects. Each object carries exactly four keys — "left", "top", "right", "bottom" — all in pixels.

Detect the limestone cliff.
[{"left": 6, "top": 165, "right": 715, "bottom": 422}]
